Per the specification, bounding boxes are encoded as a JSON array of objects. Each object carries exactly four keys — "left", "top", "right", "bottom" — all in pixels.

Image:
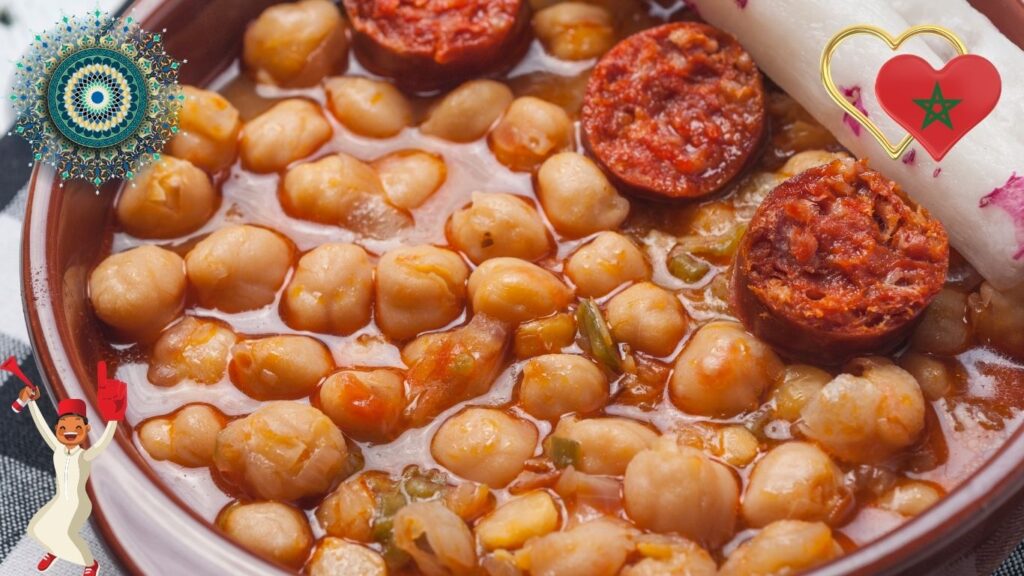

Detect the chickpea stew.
[{"left": 87, "top": 0, "right": 1024, "bottom": 574}]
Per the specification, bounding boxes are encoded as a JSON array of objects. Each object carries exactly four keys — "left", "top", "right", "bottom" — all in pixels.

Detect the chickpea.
[
  {"left": 718, "top": 520, "right": 843, "bottom": 576},
  {"left": 217, "top": 501, "right": 313, "bottom": 568},
  {"left": 911, "top": 288, "right": 971, "bottom": 355},
  {"left": 242, "top": 0, "right": 347, "bottom": 87},
  {"left": 900, "top": 352, "right": 953, "bottom": 401},
  {"left": 431, "top": 407, "right": 538, "bottom": 488},
  {"left": 316, "top": 475, "right": 376, "bottom": 542},
  {"left": 670, "top": 322, "right": 783, "bottom": 417},
  {"left": 537, "top": 152, "right": 630, "bottom": 238},
  {"left": 624, "top": 436, "right": 739, "bottom": 547},
  {"left": 475, "top": 491, "right": 560, "bottom": 551},
  {"left": 778, "top": 150, "right": 850, "bottom": 178},
  {"left": 715, "top": 425, "right": 760, "bottom": 468},
  {"left": 443, "top": 481, "right": 495, "bottom": 523},
  {"left": 514, "top": 313, "right": 576, "bottom": 359},
  {"left": 533, "top": 3, "right": 615, "bottom": 61},
  {"left": 393, "top": 501, "right": 478, "bottom": 576},
  {"left": 281, "top": 243, "right": 374, "bottom": 335},
  {"left": 521, "top": 518, "right": 635, "bottom": 576},
  {"left": 89, "top": 245, "right": 185, "bottom": 340},
  {"left": 734, "top": 172, "right": 786, "bottom": 218},
  {"left": 239, "top": 99, "right": 332, "bottom": 173},
  {"left": 769, "top": 364, "right": 832, "bottom": 421},
  {"left": 166, "top": 86, "right": 241, "bottom": 173},
  {"left": 548, "top": 416, "right": 658, "bottom": 476},
  {"left": 520, "top": 354, "right": 608, "bottom": 420},
  {"left": 489, "top": 97, "right": 573, "bottom": 172},
  {"left": 970, "top": 282, "right": 1024, "bottom": 359},
  {"left": 448, "top": 192, "right": 552, "bottom": 264},
  {"left": 565, "top": 232, "right": 649, "bottom": 298},
  {"left": 325, "top": 76, "right": 413, "bottom": 138},
  {"left": 214, "top": 402, "right": 348, "bottom": 501},
  {"left": 138, "top": 419, "right": 173, "bottom": 460},
  {"left": 876, "top": 480, "right": 944, "bottom": 516},
  {"left": 606, "top": 282, "right": 687, "bottom": 356},
  {"left": 116, "top": 156, "right": 217, "bottom": 238},
  {"left": 185, "top": 225, "right": 293, "bottom": 312},
  {"left": 308, "top": 538, "right": 386, "bottom": 576},
  {"left": 743, "top": 442, "right": 849, "bottom": 528},
  {"left": 138, "top": 404, "right": 227, "bottom": 467},
  {"left": 148, "top": 317, "right": 237, "bottom": 386},
  {"left": 421, "top": 80, "right": 514, "bottom": 143},
  {"left": 373, "top": 150, "right": 447, "bottom": 210},
  {"left": 686, "top": 201, "right": 736, "bottom": 235},
  {"left": 468, "top": 258, "right": 573, "bottom": 324},
  {"left": 800, "top": 357, "right": 925, "bottom": 463},
  {"left": 317, "top": 369, "right": 405, "bottom": 442},
  {"left": 375, "top": 245, "right": 469, "bottom": 341},
  {"left": 281, "top": 153, "right": 411, "bottom": 237},
  {"left": 229, "top": 336, "right": 334, "bottom": 400},
  {"left": 622, "top": 534, "right": 718, "bottom": 576}
]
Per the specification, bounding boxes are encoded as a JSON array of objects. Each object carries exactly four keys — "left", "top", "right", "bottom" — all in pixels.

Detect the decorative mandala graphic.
[{"left": 9, "top": 11, "right": 183, "bottom": 187}]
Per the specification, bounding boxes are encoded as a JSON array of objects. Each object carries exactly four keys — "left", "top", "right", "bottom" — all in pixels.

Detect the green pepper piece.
[
  {"left": 402, "top": 467, "right": 448, "bottom": 500},
  {"left": 667, "top": 249, "right": 711, "bottom": 283},
  {"left": 372, "top": 516, "right": 395, "bottom": 543},
  {"left": 678, "top": 224, "right": 748, "bottom": 259},
  {"left": 550, "top": 436, "right": 581, "bottom": 469},
  {"left": 576, "top": 299, "right": 621, "bottom": 372},
  {"left": 380, "top": 539, "right": 411, "bottom": 570}
]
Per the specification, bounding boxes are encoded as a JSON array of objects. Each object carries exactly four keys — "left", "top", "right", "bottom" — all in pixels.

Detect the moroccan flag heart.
[{"left": 875, "top": 54, "right": 1001, "bottom": 161}]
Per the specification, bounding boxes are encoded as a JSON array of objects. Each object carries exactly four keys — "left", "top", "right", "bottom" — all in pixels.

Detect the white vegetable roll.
[{"left": 691, "top": 0, "right": 1024, "bottom": 289}]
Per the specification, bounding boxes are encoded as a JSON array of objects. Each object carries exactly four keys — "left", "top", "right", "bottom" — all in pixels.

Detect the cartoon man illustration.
[{"left": 15, "top": 361, "right": 127, "bottom": 576}]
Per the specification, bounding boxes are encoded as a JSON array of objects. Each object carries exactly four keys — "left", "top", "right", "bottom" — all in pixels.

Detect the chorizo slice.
[
  {"left": 581, "top": 22, "right": 765, "bottom": 201},
  {"left": 342, "top": 0, "right": 531, "bottom": 92},
  {"left": 732, "top": 158, "right": 948, "bottom": 364}
]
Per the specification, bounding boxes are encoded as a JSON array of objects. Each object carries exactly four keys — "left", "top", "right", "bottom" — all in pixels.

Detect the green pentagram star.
[{"left": 913, "top": 82, "right": 961, "bottom": 130}]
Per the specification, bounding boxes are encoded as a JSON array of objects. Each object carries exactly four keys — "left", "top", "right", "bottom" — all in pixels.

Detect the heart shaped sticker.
[
  {"left": 821, "top": 24, "right": 1002, "bottom": 161},
  {"left": 876, "top": 54, "right": 1001, "bottom": 161}
]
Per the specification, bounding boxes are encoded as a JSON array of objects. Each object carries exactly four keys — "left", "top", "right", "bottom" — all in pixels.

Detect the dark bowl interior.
[{"left": 21, "top": 0, "right": 1024, "bottom": 574}]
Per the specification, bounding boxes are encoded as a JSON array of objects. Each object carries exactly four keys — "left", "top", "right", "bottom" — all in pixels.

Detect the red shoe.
[
  {"left": 36, "top": 553, "right": 56, "bottom": 572},
  {"left": 83, "top": 560, "right": 99, "bottom": 576}
]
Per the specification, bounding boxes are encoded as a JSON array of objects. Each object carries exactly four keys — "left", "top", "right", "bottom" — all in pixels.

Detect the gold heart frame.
[{"left": 820, "top": 24, "right": 968, "bottom": 159}]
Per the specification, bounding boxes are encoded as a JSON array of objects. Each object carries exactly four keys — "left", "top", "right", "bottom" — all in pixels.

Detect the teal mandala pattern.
[
  {"left": 48, "top": 48, "right": 147, "bottom": 148},
  {"left": 10, "top": 11, "right": 183, "bottom": 186}
]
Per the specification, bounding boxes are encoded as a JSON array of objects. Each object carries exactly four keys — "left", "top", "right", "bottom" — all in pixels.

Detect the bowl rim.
[
  {"left": 20, "top": 0, "right": 1024, "bottom": 574},
  {"left": 24, "top": 167, "right": 292, "bottom": 576}
]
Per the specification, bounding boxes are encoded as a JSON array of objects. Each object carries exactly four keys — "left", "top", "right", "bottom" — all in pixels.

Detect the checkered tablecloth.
[
  {"left": 0, "top": 141, "right": 126, "bottom": 575},
  {"left": 0, "top": 1, "right": 1023, "bottom": 575}
]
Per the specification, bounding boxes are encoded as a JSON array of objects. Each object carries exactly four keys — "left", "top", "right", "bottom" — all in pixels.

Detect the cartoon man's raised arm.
[
  {"left": 83, "top": 419, "right": 117, "bottom": 462},
  {"left": 85, "top": 361, "right": 126, "bottom": 462},
  {"left": 27, "top": 396, "right": 60, "bottom": 452}
]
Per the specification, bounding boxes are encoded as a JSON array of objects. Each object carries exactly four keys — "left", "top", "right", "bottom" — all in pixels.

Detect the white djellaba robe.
[{"left": 26, "top": 400, "right": 117, "bottom": 566}]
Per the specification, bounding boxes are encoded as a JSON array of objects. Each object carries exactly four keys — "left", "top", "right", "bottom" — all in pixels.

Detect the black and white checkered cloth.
[{"left": 0, "top": 135, "right": 125, "bottom": 574}]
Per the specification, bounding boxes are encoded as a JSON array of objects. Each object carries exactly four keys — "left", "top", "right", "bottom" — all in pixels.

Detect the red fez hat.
[{"left": 58, "top": 399, "right": 87, "bottom": 418}]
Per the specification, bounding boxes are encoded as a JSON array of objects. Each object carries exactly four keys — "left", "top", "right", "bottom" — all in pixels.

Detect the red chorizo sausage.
[
  {"left": 732, "top": 158, "right": 948, "bottom": 364},
  {"left": 342, "top": 0, "right": 531, "bottom": 93},
  {"left": 581, "top": 22, "right": 765, "bottom": 201}
]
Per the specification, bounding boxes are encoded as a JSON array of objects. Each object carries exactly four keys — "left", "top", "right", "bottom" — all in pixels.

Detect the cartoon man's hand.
[
  {"left": 96, "top": 361, "right": 127, "bottom": 422},
  {"left": 18, "top": 386, "right": 40, "bottom": 403}
]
